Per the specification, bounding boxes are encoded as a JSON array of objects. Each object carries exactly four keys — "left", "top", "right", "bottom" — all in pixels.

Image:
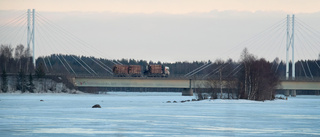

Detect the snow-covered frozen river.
[{"left": 0, "top": 92, "right": 319, "bottom": 137}]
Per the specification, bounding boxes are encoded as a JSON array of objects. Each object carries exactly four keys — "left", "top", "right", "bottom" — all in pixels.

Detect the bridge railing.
[
  {"left": 32, "top": 73, "right": 320, "bottom": 82},
  {"left": 72, "top": 73, "right": 204, "bottom": 79},
  {"left": 279, "top": 76, "right": 320, "bottom": 82}
]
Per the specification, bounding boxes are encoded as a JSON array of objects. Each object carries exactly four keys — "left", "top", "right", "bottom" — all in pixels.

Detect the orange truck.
[
  {"left": 112, "top": 64, "right": 170, "bottom": 77},
  {"left": 144, "top": 65, "right": 170, "bottom": 77}
]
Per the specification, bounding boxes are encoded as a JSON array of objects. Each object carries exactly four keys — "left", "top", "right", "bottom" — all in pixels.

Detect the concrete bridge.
[{"left": 74, "top": 77, "right": 320, "bottom": 96}]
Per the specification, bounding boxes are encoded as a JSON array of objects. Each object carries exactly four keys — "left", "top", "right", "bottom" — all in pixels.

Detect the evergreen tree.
[
  {"left": 35, "top": 63, "right": 46, "bottom": 78},
  {"left": 27, "top": 73, "right": 35, "bottom": 93},
  {"left": 16, "top": 70, "right": 22, "bottom": 91},
  {"left": 16, "top": 69, "right": 27, "bottom": 92},
  {"left": 1, "top": 69, "right": 8, "bottom": 93}
]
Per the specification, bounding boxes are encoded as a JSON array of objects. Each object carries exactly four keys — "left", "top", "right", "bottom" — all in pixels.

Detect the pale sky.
[
  {"left": 0, "top": 0, "right": 320, "bottom": 62},
  {"left": 1, "top": 0, "right": 320, "bottom": 14}
]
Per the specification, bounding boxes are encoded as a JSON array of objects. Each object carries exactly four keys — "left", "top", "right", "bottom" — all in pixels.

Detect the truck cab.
[{"left": 164, "top": 66, "right": 170, "bottom": 77}]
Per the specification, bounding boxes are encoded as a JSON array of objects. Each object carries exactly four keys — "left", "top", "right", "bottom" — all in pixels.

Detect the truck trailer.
[{"left": 112, "top": 64, "right": 170, "bottom": 77}]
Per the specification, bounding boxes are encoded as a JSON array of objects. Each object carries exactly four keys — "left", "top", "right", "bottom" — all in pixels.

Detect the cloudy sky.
[{"left": 1, "top": 0, "right": 320, "bottom": 62}]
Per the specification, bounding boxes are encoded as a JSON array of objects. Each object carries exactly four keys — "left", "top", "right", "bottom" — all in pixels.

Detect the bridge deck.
[
  {"left": 75, "top": 77, "right": 320, "bottom": 90},
  {"left": 75, "top": 77, "right": 190, "bottom": 88}
]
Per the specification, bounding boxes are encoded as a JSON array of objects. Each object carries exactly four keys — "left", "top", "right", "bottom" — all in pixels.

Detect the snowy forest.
[
  {"left": 35, "top": 53, "right": 320, "bottom": 78},
  {"left": 1, "top": 44, "right": 319, "bottom": 78},
  {"left": 1, "top": 44, "right": 320, "bottom": 101}
]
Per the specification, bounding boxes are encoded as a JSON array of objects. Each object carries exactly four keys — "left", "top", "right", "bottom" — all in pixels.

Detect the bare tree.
[
  {"left": 15, "top": 44, "right": 25, "bottom": 59},
  {"left": 15, "top": 44, "right": 25, "bottom": 70},
  {"left": 238, "top": 48, "right": 280, "bottom": 101},
  {"left": 207, "top": 79, "right": 219, "bottom": 99},
  {"left": 240, "top": 48, "right": 256, "bottom": 99},
  {"left": 0, "top": 45, "right": 14, "bottom": 71}
]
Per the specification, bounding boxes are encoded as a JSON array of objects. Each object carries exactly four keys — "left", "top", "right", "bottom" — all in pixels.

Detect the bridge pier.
[
  {"left": 290, "top": 90, "right": 296, "bottom": 97},
  {"left": 182, "top": 79, "right": 193, "bottom": 96},
  {"left": 284, "top": 90, "right": 290, "bottom": 97},
  {"left": 182, "top": 88, "right": 193, "bottom": 96},
  {"left": 284, "top": 90, "right": 297, "bottom": 97}
]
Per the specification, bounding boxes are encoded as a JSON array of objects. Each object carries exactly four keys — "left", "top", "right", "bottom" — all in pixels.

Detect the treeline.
[
  {"left": 36, "top": 55, "right": 320, "bottom": 78},
  {"left": 36, "top": 54, "right": 210, "bottom": 76},
  {"left": 1, "top": 44, "right": 319, "bottom": 78},
  {"left": 0, "top": 44, "right": 55, "bottom": 93},
  {"left": 0, "top": 44, "right": 35, "bottom": 93},
  {"left": 1, "top": 43, "right": 318, "bottom": 79},
  {"left": 0, "top": 44, "right": 34, "bottom": 73},
  {"left": 1, "top": 44, "right": 320, "bottom": 100}
]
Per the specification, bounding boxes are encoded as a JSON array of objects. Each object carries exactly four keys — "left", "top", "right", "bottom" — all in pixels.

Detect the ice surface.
[{"left": 0, "top": 92, "right": 319, "bottom": 137}]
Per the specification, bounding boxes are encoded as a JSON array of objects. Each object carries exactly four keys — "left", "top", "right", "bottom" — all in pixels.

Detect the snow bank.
[{"left": 1, "top": 76, "right": 82, "bottom": 94}]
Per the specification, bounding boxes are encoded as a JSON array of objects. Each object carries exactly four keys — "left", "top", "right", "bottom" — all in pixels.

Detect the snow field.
[{"left": 0, "top": 92, "right": 319, "bottom": 136}]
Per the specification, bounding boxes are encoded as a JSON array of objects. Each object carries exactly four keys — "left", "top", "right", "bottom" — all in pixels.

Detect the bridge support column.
[
  {"left": 290, "top": 90, "right": 296, "bottom": 97},
  {"left": 284, "top": 90, "right": 290, "bottom": 97},
  {"left": 182, "top": 79, "right": 193, "bottom": 96},
  {"left": 182, "top": 88, "right": 193, "bottom": 96}
]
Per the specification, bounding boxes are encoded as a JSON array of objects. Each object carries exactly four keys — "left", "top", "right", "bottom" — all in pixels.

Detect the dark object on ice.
[
  {"left": 173, "top": 101, "right": 177, "bottom": 103},
  {"left": 40, "top": 100, "right": 44, "bottom": 101},
  {"left": 181, "top": 100, "right": 186, "bottom": 103},
  {"left": 92, "top": 104, "right": 101, "bottom": 108},
  {"left": 192, "top": 99, "right": 197, "bottom": 101},
  {"left": 166, "top": 101, "right": 171, "bottom": 103}
]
